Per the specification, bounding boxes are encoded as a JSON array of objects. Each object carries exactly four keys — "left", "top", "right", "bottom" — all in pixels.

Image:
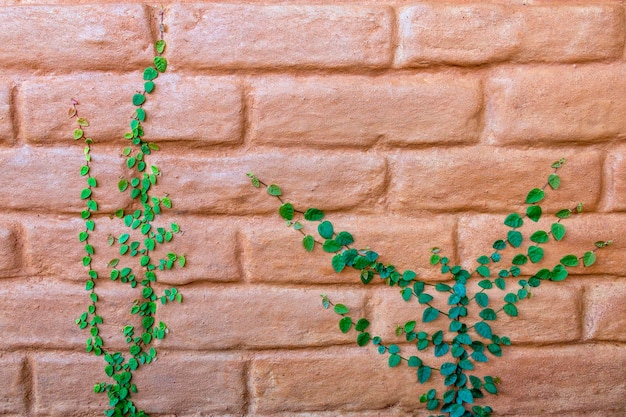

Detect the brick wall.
[{"left": 1, "top": 1, "right": 625, "bottom": 416}]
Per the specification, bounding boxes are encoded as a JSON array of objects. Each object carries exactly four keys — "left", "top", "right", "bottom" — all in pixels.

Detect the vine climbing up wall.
[{"left": 0, "top": 2, "right": 625, "bottom": 417}]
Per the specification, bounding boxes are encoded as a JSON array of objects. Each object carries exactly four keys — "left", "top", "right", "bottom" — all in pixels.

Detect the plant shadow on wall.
[
  {"left": 71, "top": 9, "right": 185, "bottom": 417},
  {"left": 248, "top": 160, "right": 612, "bottom": 417}
]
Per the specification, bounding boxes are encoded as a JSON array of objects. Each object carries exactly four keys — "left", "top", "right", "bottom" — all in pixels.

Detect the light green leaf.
[
  {"left": 155, "top": 40, "right": 166, "bottom": 54},
  {"left": 322, "top": 239, "right": 341, "bottom": 253},
  {"left": 279, "top": 203, "right": 294, "bottom": 221},
  {"left": 548, "top": 173, "right": 561, "bottom": 190},
  {"left": 144, "top": 81, "right": 155, "bottom": 93},
  {"left": 154, "top": 56, "right": 167, "bottom": 72},
  {"left": 526, "top": 188, "right": 545, "bottom": 204},
  {"left": 267, "top": 184, "right": 282, "bottom": 196},
  {"left": 334, "top": 304, "right": 349, "bottom": 314},
  {"left": 302, "top": 235, "right": 315, "bottom": 252},
  {"left": 560, "top": 254, "right": 579, "bottom": 267},
  {"left": 143, "top": 67, "right": 158, "bottom": 81},
  {"left": 583, "top": 251, "right": 596, "bottom": 267},
  {"left": 318, "top": 221, "right": 334, "bottom": 239},
  {"left": 551, "top": 223, "right": 566, "bottom": 241},
  {"left": 530, "top": 230, "right": 549, "bottom": 244},
  {"left": 331, "top": 254, "right": 345, "bottom": 273},
  {"left": 504, "top": 213, "right": 523, "bottom": 228}
]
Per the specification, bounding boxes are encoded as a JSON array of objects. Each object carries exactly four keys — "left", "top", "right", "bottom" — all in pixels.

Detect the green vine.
[
  {"left": 248, "top": 160, "right": 611, "bottom": 417},
  {"left": 72, "top": 9, "right": 184, "bottom": 417}
]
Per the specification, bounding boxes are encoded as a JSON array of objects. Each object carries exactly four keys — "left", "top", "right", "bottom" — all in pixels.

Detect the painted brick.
[
  {"left": 584, "top": 279, "right": 626, "bottom": 342},
  {"left": 485, "top": 64, "right": 626, "bottom": 144},
  {"left": 0, "top": 147, "right": 126, "bottom": 213},
  {"left": 250, "top": 348, "right": 438, "bottom": 413},
  {"left": 249, "top": 74, "right": 481, "bottom": 147},
  {"left": 0, "top": 279, "right": 137, "bottom": 350},
  {"left": 152, "top": 151, "right": 386, "bottom": 215},
  {"left": 168, "top": 4, "right": 392, "bottom": 69},
  {"left": 22, "top": 74, "right": 242, "bottom": 146},
  {"left": 397, "top": 4, "right": 624, "bottom": 66},
  {"left": 389, "top": 148, "right": 602, "bottom": 213},
  {"left": 457, "top": 214, "right": 626, "bottom": 277},
  {"left": 156, "top": 286, "right": 366, "bottom": 350},
  {"left": 0, "top": 83, "right": 12, "bottom": 144},
  {"left": 0, "top": 5, "right": 152, "bottom": 71},
  {"left": 480, "top": 344, "right": 626, "bottom": 414},
  {"left": 369, "top": 280, "right": 582, "bottom": 343},
  {"left": 0, "top": 220, "right": 22, "bottom": 276},
  {"left": 241, "top": 214, "right": 456, "bottom": 284},
  {"left": 0, "top": 355, "right": 26, "bottom": 415},
  {"left": 34, "top": 352, "right": 246, "bottom": 415}
]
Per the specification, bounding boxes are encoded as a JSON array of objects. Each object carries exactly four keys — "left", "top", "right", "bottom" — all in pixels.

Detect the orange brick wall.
[{"left": 1, "top": 1, "right": 625, "bottom": 416}]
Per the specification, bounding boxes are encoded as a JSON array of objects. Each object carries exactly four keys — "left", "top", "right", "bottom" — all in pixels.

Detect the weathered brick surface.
[
  {"left": 0, "top": 82, "right": 13, "bottom": 144},
  {"left": 608, "top": 148, "right": 626, "bottom": 211},
  {"left": 152, "top": 151, "right": 387, "bottom": 215},
  {"left": 369, "top": 280, "right": 582, "bottom": 343},
  {"left": 0, "top": 355, "right": 26, "bottom": 415},
  {"left": 389, "top": 148, "right": 603, "bottom": 213},
  {"left": 397, "top": 4, "right": 625, "bottom": 67},
  {"left": 156, "top": 286, "right": 366, "bottom": 349},
  {"left": 485, "top": 64, "right": 626, "bottom": 144},
  {"left": 458, "top": 214, "right": 626, "bottom": 276},
  {"left": 479, "top": 344, "right": 626, "bottom": 415},
  {"left": 34, "top": 352, "right": 246, "bottom": 415},
  {"left": 22, "top": 74, "right": 242, "bottom": 146},
  {"left": 168, "top": 4, "right": 393, "bottom": 69},
  {"left": 250, "top": 348, "right": 438, "bottom": 413},
  {"left": 584, "top": 279, "right": 626, "bottom": 342},
  {"left": 0, "top": 220, "right": 22, "bottom": 276},
  {"left": 242, "top": 214, "right": 456, "bottom": 284},
  {"left": 249, "top": 74, "right": 481, "bottom": 147},
  {"left": 0, "top": 5, "right": 152, "bottom": 71}
]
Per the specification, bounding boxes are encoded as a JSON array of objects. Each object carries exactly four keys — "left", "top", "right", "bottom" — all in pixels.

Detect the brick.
[
  {"left": 249, "top": 74, "right": 480, "bottom": 147},
  {"left": 0, "top": 5, "right": 152, "bottom": 71},
  {"left": 0, "top": 279, "right": 137, "bottom": 350},
  {"left": 22, "top": 75, "right": 242, "bottom": 146},
  {"left": 608, "top": 148, "right": 626, "bottom": 211},
  {"left": 458, "top": 214, "right": 626, "bottom": 277},
  {"left": 369, "top": 280, "right": 582, "bottom": 343},
  {"left": 0, "top": 355, "right": 26, "bottom": 415},
  {"left": 479, "top": 344, "right": 626, "bottom": 414},
  {"left": 0, "top": 220, "right": 22, "bottom": 276},
  {"left": 241, "top": 214, "right": 456, "bottom": 284},
  {"left": 0, "top": 83, "right": 12, "bottom": 144},
  {"left": 485, "top": 64, "right": 626, "bottom": 144},
  {"left": 0, "top": 147, "right": 126, "bottom": 213},
  {"left": 157, "top": 286, "right": 365, "bottom": 350},
  {"left": 584, "top": 279, "right": 626, "bottom": 342},
  {"left": 389, "top": 148, "right": 602, "bottom": 213},
  {"left": 250, "top": 348, "right": 438, "bottom": 413},
  {"left": 397, "top": 4, "right": 624, "bottom": 66},
  {"left": 34, "top": 352, "right": 246, "bottom": 415},
  {"left": 168, "top": 4, "right": 392, "bottom": 69},
  {"left": 152, "top": 151, "right": 386, "bottom": 215}
]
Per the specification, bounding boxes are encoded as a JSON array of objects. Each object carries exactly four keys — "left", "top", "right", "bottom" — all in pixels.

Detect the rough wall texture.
[{"left": 1, "top": 1, "right": 626, "bottom": 416}]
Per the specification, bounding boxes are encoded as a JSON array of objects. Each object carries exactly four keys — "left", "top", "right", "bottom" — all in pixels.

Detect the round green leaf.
[
  {"left": 335, "top": 231, "right": 354, "bottom": 246},
  {"left": 267, "top": 184, "right": 282, "bottom": 196},
  {"left": 322, "top": 239, "right": 342, "bottom": 253},
  {"left": 551, "top": 264, "right": 568, "bottom": 281},
  {"left": 132, "top": 94, "right": 146, "bottom": 106},
  {"left": 304, "top": 208, "right": 324, "bottom": 221},
  {"left": 551, "top": 223, "right": 566, "bottom": 241},
  {"left": 512, "top": 254, "right": 528, "bottom": 265},
  {"left": 331, "top": 254, "right": 345, "bottom": 273},
  {"left": 560, "top": 254, "right": 579, "bottom": 267},
  {"left": 504, "top": 213, "right": 523, "bottom": 228},
  {"left": 507, "top": 230, "right": 523, "bottom": 248},
  {"left": 475, "top": 321, "right": 492, "bottom": 339},
  {"left": 583, "top": 251, "right": 596, "bottom": 267},
  {"left": 144, "top": 81, "right": 155, "bottom": 93},
  {"left": 548, "top": 173, "right": 561, "bottom": 190},
  {"left": 526, "top": 205, "right": 542, "bottom": 222},
  {"left": 333, "top": 304, "right": 349, "bottom": 314},
  {"left": 279, "top": 203, "right": 294, "bottom": 221},
  {"left": 154, "top": 56, "right": 167, "bottom": 72},
  {"left": 302, "top": 235, "right": 315, "bottom": 252},
  {"left": 422, "top": 307, "right": 439, "bottom": 323},
  {"left": 318, "top": 221, "right": 334, "bottom": 239},
  {"left": 356, "top": 332, "right": 370, "bottom": 346},
  {"left": 528, "top": 245, "right": 544, "bottom": 263},
  {"left": 503, "top": 303, "right": 518, "bottom": 317},
  {"left": 526, "top": 188, "right": 545, "bottom": 204},
  {"left": 475, "top": 292, "right": 488, "bottom": 308},
  {"left": 339, "top": 316, "right": 352, "bottom": 333},
  {"left": 530, "top": 230, "right": 549, "bottom": 244},
  {"left": 388, "top": 354, "right": 401, "bottom": 368},
  {"left": 143, "top": 67, "right": 158, "bottom": 81}
]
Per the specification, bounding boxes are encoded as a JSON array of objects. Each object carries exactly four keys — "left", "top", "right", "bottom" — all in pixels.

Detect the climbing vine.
[
  {"left": 72, "top": 9, "right": 184, "bottom": 417},
  {"left": 248, "top": 160, "right": 611, "bottom": 417}
]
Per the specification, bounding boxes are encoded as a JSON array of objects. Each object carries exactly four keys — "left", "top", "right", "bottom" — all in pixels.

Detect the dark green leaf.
[
  {"left": 356, "top": 332, "right": 371, "bottom": 346},
  {"left": 530, "top": 230, "right": 549, "bottom": 244},
  {"left": 304, "top": 208, "right": 324, "bottom": 221},
  {"left": 475, "top": 292, "right": 488, "bottom": 308},
  {"left": 512, "top": 254, "right": 527, "bottom": 265},
  {"left": 504, "top": 213, "right": 523, "bottom": 228},
  {"left": 339, "top": 317, "right": 352, "bottom": 333},
  {"left": 479, "top": 308, "right": 497, "bottom": 321},
  {"left": 423, "top": 307, "right": 439, "bottom": 323},
  {"left": 507, "top": 230, "right": 522, "bottom": 248},
  {"left": 143, "top": 67, "right": 158, "bottom": 81},
  {"left": 528, "top": 245, "right": 544, "bottom": 263},
  {"left": 355, "top": 318, "right": 370, "bottom": 331},
  {"left": 317, "top": 221, "right": 334, "bottom": 239},
  {"left": 408, "top": 356, "right": 422, "bottom": 367},
  {"left": 560, "top": 254, "right": 579, "bottom": 267},
  {"left": 335, "top": 231, "right": 354, "bottom": 246},
  {"left": 503, "top": 303, "right": 518, "bottom": 317},
  {"left": 475, "top": 321, "right": 492, "bottom": 339},
  {"left": 279, "top": 203, "right": 294, "bottom": 221},
  {"left": 526, "top": 205, "right": 542, "bottom": 222},
  {"left": 132, "top": 94, "right": 146, "bottom": 106},
  {"left": 418, "top": 366, "right": 431, "bottom": 383}
]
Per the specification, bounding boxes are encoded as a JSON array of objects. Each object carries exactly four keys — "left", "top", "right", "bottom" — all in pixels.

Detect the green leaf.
[
  {"left": 335, "top": 231, "right": 354, "bottom": 246},
  {"left": 388, "top": 354, "right": 402, "bottom": 368},
  {"left": 132, "top": 93, "right": 146, "bottom": 106},
  {"left": 355, "top": 318, "right": 370, "bottom": 331},
  {"left": 476, "top": 265, "right": 490, "bottom": 278},
  {"left": 475, "top": 321, "right": 492, "bottom": 339},
  {"left": 417, "top": 366, "right": 431, "bottom": 383},
  {"left": 80, "top": 165, "right": 89, "bottom": 176},
  {"left": 556, "top": 209, "right": 572, "bottom": 219},
  {"left": 302, "top": 235, "right": 315, "bottom": 252},
  {"left": 528, "top": 245, "right": 544, "bottom": 263},
  {"left": 479, "top": 308, "right": 497, "bottom": 321},
  {"left": 304, "top": 208, "right": 324, "bottom": 221},
  {"left": 408, "top": 356, "right": 422, "bottom": 367},
  {"left": 155, "top": 39, "right": 166, "bottom": 54},
  {"left": 144, "top": 81, "right": 155, "bottom": 93},
  {"left": 423, "top": 307, "right": 439, "bottom": 323},
  {"left": 331, "top": 254, "right": 345, "bottom": 273},
  {"left": 551, "top": 264, "right": 568, "bottom": 281},
  {"left": 512, "top": 254, "right": 527, "bottom": 265},
  {"left": 279, "top": 203, "right": 294, "bottom": 221},
  {"left": 551, "top": 223, "right": 566, "bottom": 241},
  {"left": 475, "top": 292, "right": 488, "bottom": 308},
  {"left": 548, "top": 173, "right": 561, "bottom": 190},
  {"left": 440, "top": 362, "right": 457, "bottom": 376},
  {"left": 560, "top": 254, "right": 579, "bottom": 267},
  {"left": 143, "top": 67, "right": 158, "bottom": 81},
  {"left": 136, "top": 108, "right": 146, "bottom": 122},
  {"left": 503, "top": 303, "right": 518, "bottom": 317},
  {"left": 80, "top": 188, "right": 92, "bottom": 199},
  {"left": 154, "top": 56, "right": 167, "bottom": 72},
  {"left": 334, "top": 304, "right": 349, "bottom": 315},
  {"left": 526, "top": 205, "right": 542, "bottom": 222},
  {"left": 74, "top": 128, "right": 84, "bottom": 140},
  {"left": 317, "top": 221, "right": 334, "bottom": 239},
  {"left": 322, "top": 239, "right": 342, "bottom": 253},
  {"left": 552, "top": 158, "right": 566, "bottom": 168},
  {"left": 530, "top": 230, "right": 549, "bottom": 244},
  {"left": 526, "top": 188, "right": 545, "bottom": 204},
  {"left": 583, "top": 251, "right": 596, "bottom": 267},
  {"left": 507, "top": 230, "right": 522, "bottom": 248},
  {"left": 356, "top": 332, "right": 370, "bottom": 346},
  {"left": 267, "top": 184, "right": 281, "bottom": 196},
  {"left": 339, "top": 316, "right": 352, "bottom": 333},
  {"left": 504, "top": 213, "right": 523, "bottom": 228}
]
